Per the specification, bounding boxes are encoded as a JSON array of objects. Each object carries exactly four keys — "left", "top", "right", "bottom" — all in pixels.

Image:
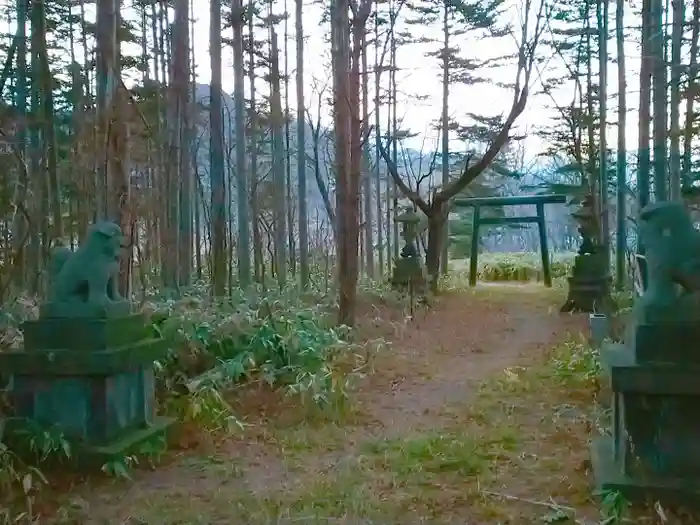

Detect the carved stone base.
[
  {"left": 0, "top": 313, "right": 172, "bottom": 465},
  {"left": 593, "top": 327, "right": 700, "bottom": 507},
  {"left": 561, "top": 251, "right": 611, "bottom": 313},
  {"left": 560, "top": 275, "right": 612, "bottom": 313},
  {"left": 23, "top": 313, "right": 147, "bottom": 351},
  {"left": 391, "top": 257, "right": 426, "bottom": 292},
  {"left": 627, "top": 321, "right": 700, "bottom": 365},
  {"left": 591, "top": 436, "right": 700, "bottom": 508},
  {"left": 39, "top": 299, "right": 132, "bottom": 319}
]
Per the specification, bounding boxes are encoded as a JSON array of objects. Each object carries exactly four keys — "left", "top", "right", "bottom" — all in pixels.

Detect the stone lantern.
[
  {"left": 391, "top": 207, "right": 426, "bottom": 291},
  {"left": 561, "top": 193, "right": 612, "bottom": 313}
]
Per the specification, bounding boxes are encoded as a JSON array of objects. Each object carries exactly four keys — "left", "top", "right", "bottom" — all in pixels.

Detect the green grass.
[
  {"left": 36, "top": 286, "right": 697, "bottom": 525},
  {"left": 79, "top": 337, "right": 607, "bottom": 525},
  {"left": 449, "top": 251, "right": 576, "bottom": 283}
]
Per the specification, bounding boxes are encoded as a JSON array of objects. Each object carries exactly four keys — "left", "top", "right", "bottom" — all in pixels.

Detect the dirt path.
[
  {"left": 66, "top": 285, "right": 587, "bottom": 524},
  {"left": 356, "top": 288, "right": 584, "bottom": 438}
]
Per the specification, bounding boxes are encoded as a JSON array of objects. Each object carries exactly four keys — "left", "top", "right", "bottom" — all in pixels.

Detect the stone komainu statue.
[
  {"left": 638, "top": 201, "right": 700, "bottom": 323},
  {"left": 47, "top": 221, "right": 127, "bottom": 310}
]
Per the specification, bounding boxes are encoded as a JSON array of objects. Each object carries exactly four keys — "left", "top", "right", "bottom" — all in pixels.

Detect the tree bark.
[
  {"left": 248, "top": 0, "right": 262, "bottom": 283},
  {"left": 597, "top": 0, "right": 610, "bottom": 263},
  {"left": 296, "top": 0, "right": 310, "bottom": 288},
  {"left": 373, "top": 6, "right": 383, "bottom": 275},
  {"left": 440, "top": 0, "right": 450, "bottom": 276},
  {"left": 361, "top": 31, "right": 373, "bottom": 279},
  {"left": 333, "top": 0, "right": 351, "bottom": 324},
  {"left": 682, "top": 0, "right": 699, "bottom": 186},
  {"left": 172, "top": 0, "right": 192, "bottom": 287},
  {"left": 638, "top": 0, "right": 652, "bottom": 210},
  {"left": 650, "top": 0, "right": 667, "bottom": 200},
  {"left": 232, "top": 0, "right": 251, "bottom": 287},
  {"left": 210, "top": 0, "right": 227, "bottom": 295},
  {"left": 96, "top": 0, "right": 129, "bottom": 294},
  {"left": 270, "top": 29, "right": 287, "bottom": 289},
  {"left": 615, "top": 0, "right": 627, "bottom": 289},
  {"left": 11, "top": 0, "right": 28, "bottom": 292},
  {"left": 669, "top": 0, "right": 683, "bottom": 199}
]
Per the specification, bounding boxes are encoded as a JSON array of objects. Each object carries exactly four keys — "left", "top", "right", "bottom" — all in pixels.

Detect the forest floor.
[{"left": 48, "top": 285, "right": 698, "bottom": 524}]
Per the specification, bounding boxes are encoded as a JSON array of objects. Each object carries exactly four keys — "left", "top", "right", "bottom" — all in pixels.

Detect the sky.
[
  {"left": 183, "top": 0, "right": 645, "bottom": 165},
  {"left": 75, "top": 0, "right": 652, "bottom": 170},
  {"left": 3, "top": 0, "right": 654, "bottom": 166}
]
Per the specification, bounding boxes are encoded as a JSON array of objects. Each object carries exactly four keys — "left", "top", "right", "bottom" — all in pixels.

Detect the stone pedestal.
[
  {"left": 391, "top": 208, "right": 427, "bottom": 292},
  {"left": 561, "top": 250, "right": 612, "bottom": 313},
  {"left": 391, "top": 256, "right": 426, "bottom": 292},
  {"left": 0, "top": 311, "right": 174, "bottom": 463},
  {"left": 592, "top": 321, "right": 700, "bottom": 506}
]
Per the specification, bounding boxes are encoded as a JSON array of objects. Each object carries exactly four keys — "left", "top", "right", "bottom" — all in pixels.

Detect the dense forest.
[
  {"left": 3, "top": 0, "right": 700, "bottom": 521},
  {"left": 0, "top": 0, "right": 699, "bottom": 324}
]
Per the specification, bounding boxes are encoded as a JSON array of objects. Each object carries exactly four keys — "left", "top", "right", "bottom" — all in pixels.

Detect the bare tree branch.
[
  {"left": 377, "top": 138, "right": 431, "bottom": 214},
  {"left": 434, "top": 0, "right": 549, "bottom": 205}
]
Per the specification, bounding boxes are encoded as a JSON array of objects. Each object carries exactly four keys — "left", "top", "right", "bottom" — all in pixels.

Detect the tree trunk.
[
  {"left": 373, "top": 6, "right": 383, "bottom": 276},
  {"left": 210, "top": 0, "right": 227, "bottom": 295},
  {"left": 232, "top": 0, "right": 251, "bottom": 287},
  {"left": 346, "top": 1, "right": 370, "bottom": 312},
  {"left": 615, "top": 0, "right": 627, "bottom": 289},
  {"left": 283, "top": 0, "right": 295, "bottom": 276},
  {"left": 12, "top": 0, "right": 28, "bottom": 292},
  {"left": 150, "top": 1, "right": 166, "bottom": 284},
  {"left": 173, "top": 0, "right": 192, "bottom": 287},
  {"left": 361, "top": 31, "right": 373, "bottom": 279},
  {"left": 189, "top": 0, "right": 199, "bottom": 279},
  {"left": 440, "top": 0, "right": 449, "bottom": 275},
  {"left": 682, "top": 0, "right": 699, "bottom": 185},
  {"left": 34, "top": 0, "right": 62, "bottom": 244},
  {"left": 248, "top": 0, "right": 262, "bottom": 283},
  {"left": 296, "top": 0, "right": 310, "bottom": 288},
  {"left": 585, "top": 1, "right": 597, "bottom": 212},
  {"left": 310, "top": 125, "right": 337, "bottom": 233},
  {"left": 333, "top": 0, "right": 352, "bottom": 325},
  {"left": 385, "top": 90, "right": 392, "bottom": 273},
  {"left": 650, "top": 0, "right": 667, "bottom": 200},
  {"left": 669, "top": 0, "right": 683, "bottom": 199},
  {"left": 270, "top": 29, "right": 287, "bottom": 289},
  {"left": 426, "top": 208, "right": 445, "bottom": 290},
  {"left": 638, "top": 0, "right": 652, "bottom": 209},
  {"left": 597, "top": 0, "right": 609, "bottom": 265},
  {"left": 28, "top": 30, "right": 41, "bottom": 295},
  {"left": 96, "top": 0, "right": 129, "bottom": 294},
  {"left": 390, "top": 6, "right": 399, "bottom": 262}
]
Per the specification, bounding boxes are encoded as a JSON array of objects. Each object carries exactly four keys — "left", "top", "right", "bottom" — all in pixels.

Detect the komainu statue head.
[
  {"left": 45, "top": 221, "right": 128, "bottom": 315},
  {"left": 638, "top": 201, "right": 700, "bottom": 322},
  {"left": 90, "top": 221, "right": 125, "bottom": 261}
]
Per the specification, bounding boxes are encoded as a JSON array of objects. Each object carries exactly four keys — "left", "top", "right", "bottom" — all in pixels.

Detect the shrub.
[
  {"left": 0, "top": 284, "right": 381, "bottom": 520},
  {"left": 449, "top": 252, "right": 576, "bottom": 283},
  {"left": 151, "top": 287, "right": 366, "bottom": 424}
]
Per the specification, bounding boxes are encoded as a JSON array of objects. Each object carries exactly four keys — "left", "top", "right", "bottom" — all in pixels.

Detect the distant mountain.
[
  {"left": 190, "top": 83, "right": 434, "bottom": 221},
  {"left": 192, "top": 83, "right": 332, "bottom": 223},
  {"left": 189, "top": 83, "right": 575, "bottom": 252}
]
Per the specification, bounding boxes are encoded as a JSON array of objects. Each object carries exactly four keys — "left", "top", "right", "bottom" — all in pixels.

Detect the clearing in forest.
[{"left": 51, "top": 285, "right": 694, "bottom": 524}]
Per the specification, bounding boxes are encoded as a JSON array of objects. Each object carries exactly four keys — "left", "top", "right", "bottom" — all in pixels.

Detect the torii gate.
[{"left": 452, "top": 194, "right": 567, "bottom": 287}]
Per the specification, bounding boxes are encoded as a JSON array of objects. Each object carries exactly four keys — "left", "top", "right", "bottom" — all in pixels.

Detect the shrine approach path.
[{"left": 67, "top": 283, "right": 589, "bottom": 524}]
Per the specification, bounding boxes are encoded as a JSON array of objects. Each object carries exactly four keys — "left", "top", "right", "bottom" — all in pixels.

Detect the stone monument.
[
  {"left": 592, "top": 201, "right": 700, "bottom": 505},
  {"left": 390, "top": 207, "right": 427, "bottom": 292},
  {"left": 0, "top": 222, "right": 174, "bottom": 463},
  {"left": 561, "top": 193, "right": 612, "bottom": 313}
]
